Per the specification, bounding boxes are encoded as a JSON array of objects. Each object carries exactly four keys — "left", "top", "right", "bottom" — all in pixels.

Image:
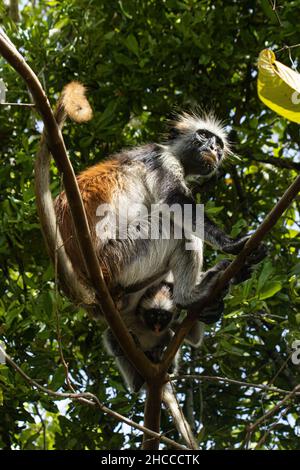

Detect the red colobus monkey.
[
  {"left": 36, "top": 82, "right": 264, "bottom": 392},
  {"left": 54, "top": 84, "right": 248, "bottom": 308}
]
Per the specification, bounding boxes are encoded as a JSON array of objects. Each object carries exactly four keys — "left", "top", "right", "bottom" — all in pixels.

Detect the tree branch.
[
  {"left": 245, "top": 384, "right": 300, "bottom": 447},
  {"left": 9, "top": 0, "right": 20, "bottom": 23},
  {"left": 243, "top": 149, "right": 300, "bottom": 172},
  {"left": 174, "top": 374, "right": 300, "bottom": 396},
  {"left": 142, "top": 381, "right": 163, "bottom": 450},
  {"left": 162, "top": 382, "right": 198, "bottom": 449},
  {"left": 161, "top": 163, "right": 300, "bottom": 373}
]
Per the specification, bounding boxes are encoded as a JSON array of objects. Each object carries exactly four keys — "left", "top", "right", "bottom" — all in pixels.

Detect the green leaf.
[
  {"left": 230, "top": 218, "right": 247, "bottom": 238},
  {"left": 50, "top": 366, "right": 66, "bottom": 391},
  {"left": 205, "top": 205, "right": 224, "bottom": 215},
  {"left": 124, "top": 34, "right": 139, "bottom": 56},
  {"left": 258, "top": 281, "right": 282, "bottom": 300},
  {"left": 53, "top": 17, "right": 70, "bottom": 30},
  {"left": 257, "top": 261, "right": 275, "bottom": 293}
]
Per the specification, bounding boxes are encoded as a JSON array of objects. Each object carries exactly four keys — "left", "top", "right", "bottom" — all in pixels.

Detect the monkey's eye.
[
  {"left": 196, "top": 129, "right": 212, "bottom": 141},
  {"left": 216, "top": 136, "right": 224, "bottom": 149},
  {"left": 196, "top": 129, "right": 224, "bottom": 150}
]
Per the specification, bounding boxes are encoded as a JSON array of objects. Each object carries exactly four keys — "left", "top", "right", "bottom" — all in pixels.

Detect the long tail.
[
  {"left": 35, "top": 82, "right": 96, "bottom": 306},
  {"left": 162, "top": 383, "right": 198, "bottom": 450}
]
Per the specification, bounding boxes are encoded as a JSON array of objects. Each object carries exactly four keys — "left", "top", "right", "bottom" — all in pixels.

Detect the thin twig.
[
  {"left": 267, "top": 351, "right": 295, "bottom": 389},
  {"left": 34, "top": 403, "right": 47, "bottom": 450},
  {"left": 173, "top": 374, "right": 300, "bottom": 396},
  {"left": 0, "top": 346, "right": 186, "bottom": 451},
  {"left": 245, "top": 384, "right": 300, "bottom": 446},
  {"left": 268, "top": 0, "right": 282, "bottom": 26},
  {"left": 245, "top": 153, "right": 300, "bottom": 172},
  {"left": 0, "top": 102, "right": 35, "bottom": 107},
  {"left": 277, "top": 43, "right": 300, "bottom": 53},
  {"left": 254, "top": 405, "right": 291, "bottom": 450}
]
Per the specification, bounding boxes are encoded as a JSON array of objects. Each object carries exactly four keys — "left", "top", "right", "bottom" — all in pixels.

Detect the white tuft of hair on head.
[{"left": 170, "top": 111, "right": 232, "bottom": 157}]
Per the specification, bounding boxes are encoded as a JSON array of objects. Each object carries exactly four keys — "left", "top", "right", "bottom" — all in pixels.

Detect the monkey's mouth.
[
  {"left": 202, "top": 151, "right": 218, "bottom": 166},
  {"left": 154, "top": 324, "right": 162, "bottom": 335}
]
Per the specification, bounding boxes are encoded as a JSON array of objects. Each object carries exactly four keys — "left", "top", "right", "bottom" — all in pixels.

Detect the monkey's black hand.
[
  {"left": 200, "top": 296, "right": 225, "bottom": 324},
  {"left": 222, "top": 235, "right": 249, "bottom": 255},
  {"left": 199, "top": 244, "right": 267, "bottom": 325},
  {"left": 231, "top": 242, "right": 268, "bottom": 284}
]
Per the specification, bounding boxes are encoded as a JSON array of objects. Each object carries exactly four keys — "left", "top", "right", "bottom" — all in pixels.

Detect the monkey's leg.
[
  {"left": 179, "top": 255, "right": 266, "bottom": 324},
  {"left": 103, "top": 329, "right": 145, "bottom": 393},
  {"left": 169, "top": 238, "right": 203, "bottom": 306},
  {"left": 170, "top": 237, "right": 231, "bottom": 323},
  {"left": 204, "top": 214, "right": 249, "bottom": 254},
  {"left": 169, "top": 238, "right": 227, "bottom": 306},
  {"left": 189, "top": 259, "right": 233, "bottom": 325},
  {"left": 185, "top": 321, "right": 205, "bottom": 346}
]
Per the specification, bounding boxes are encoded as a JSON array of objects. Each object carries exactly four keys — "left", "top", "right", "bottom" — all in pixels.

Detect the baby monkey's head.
[{"left": 137, "top": 282, "right": 177, "bottom": 335}]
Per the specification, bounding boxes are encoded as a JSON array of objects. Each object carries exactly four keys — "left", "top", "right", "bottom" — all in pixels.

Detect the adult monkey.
[
  {"left": 35, "top": 82, "right": 264, "bottom": 449},
  {"left": 36, "top": 81, "right": 263, "bottom": 324},
  {"left": 54, "top": 85, "right": 247, "bottom": 297}
]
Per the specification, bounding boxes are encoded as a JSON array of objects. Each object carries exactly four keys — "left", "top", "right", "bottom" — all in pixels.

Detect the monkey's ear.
[{"left": 168, "top": 127, "right": 180, "bottom": 141}]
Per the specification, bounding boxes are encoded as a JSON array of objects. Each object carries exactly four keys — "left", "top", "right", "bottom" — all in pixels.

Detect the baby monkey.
[
  {"left": 103, "top": 253, "right": 264, "bottom": 392},
  {"left": 103, "top": 281, "right": 206, "bottom": 392}
]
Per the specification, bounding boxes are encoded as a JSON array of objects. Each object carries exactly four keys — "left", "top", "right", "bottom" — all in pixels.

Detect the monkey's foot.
[
  {"left": 222, "top": 235, "right": 249, "bottom": 254},
  {"left": 231, "top": 243, "right": 268, "bottom": 284},
  {"left": 200, "top": 298, "right": 225, "bottom": 324},
  {"left": 188, "top": 259, "right": 231, "bottom": 324}
]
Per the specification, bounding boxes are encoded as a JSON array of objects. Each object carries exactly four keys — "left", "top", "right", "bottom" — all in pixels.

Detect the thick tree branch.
[
  {"left": 142, "top": 382, "right": 163, "bottom": 450},
  {"left": 161, "top": 166, "right": 300, "bottom": 373},
  {"left": 0, "top": 30, "right": 184, "bottom": 451}
]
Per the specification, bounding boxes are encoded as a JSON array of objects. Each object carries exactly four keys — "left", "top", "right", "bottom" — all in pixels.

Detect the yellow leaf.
[{"left": 257, "top": 49, "right": 300, "bottom": 123}]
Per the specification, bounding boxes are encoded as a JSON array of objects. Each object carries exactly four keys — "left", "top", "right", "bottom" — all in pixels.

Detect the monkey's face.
[
  {"left": 180, "top": 129, "right": 225, "bottom": 177},
  {"left": 141, "top": 309, "right": 173, "bottom": 335},
  {"left": 168, "top": 114, "right": 228, "bottom": 177},
  {"left": 196, "top": 129, "right": 224, "bottom": 174}
]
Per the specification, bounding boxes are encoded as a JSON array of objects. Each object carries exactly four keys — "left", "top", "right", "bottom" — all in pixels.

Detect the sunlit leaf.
[{"left": 257, "top": 49, "right": 300, "bottom": 123}]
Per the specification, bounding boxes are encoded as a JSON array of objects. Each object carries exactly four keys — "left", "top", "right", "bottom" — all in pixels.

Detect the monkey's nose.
[{"left": 154, "top": 324, "right": 161, "bottom": 334}]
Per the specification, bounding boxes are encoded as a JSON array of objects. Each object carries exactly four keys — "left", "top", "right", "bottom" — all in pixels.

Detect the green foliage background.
[{"left": 0, "top": 0, "right": 300, "bottom": 450}]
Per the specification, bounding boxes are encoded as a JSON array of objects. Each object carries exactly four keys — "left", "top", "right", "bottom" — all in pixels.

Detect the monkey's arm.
[
  {"left": 163, "top": 188, "right": 247, "bottom": 253},
  {"left": 204, "top": 214, "right": 249, "bottom": 254}
]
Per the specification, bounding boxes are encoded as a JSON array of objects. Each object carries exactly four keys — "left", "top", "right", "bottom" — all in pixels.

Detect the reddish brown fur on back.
[{"left": 55, "top": 158, "right": 124, "bottom": 285}]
